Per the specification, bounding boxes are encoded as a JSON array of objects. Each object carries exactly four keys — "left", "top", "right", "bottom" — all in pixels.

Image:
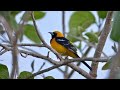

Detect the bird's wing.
[
  {"left": 56, "top": 37, "right": 92, "bottom": 71},
  {"left": 56, "top": 37, "right": 77, "bottom": 53}
]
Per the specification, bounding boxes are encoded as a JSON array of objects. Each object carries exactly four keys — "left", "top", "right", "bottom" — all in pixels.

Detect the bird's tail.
[
  {"left": 81, "top": 61, "right": 92, "bottom": 71},
  {"left": 75, "top": 54, "right": 92, "bottom": 71}
]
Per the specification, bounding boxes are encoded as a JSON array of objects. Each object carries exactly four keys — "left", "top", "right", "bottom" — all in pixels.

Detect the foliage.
[
  {"left": 0, "top": 11, "right": 46, "bottom": 43},
  {"left": 110, "top": 11, "right": 120, "bottom": 42},
  {"left": 18, "top": 71, "right": 34, "bottom": 79},
  {"left": 67, "top": 11, "right": 95, "bottom": 42},
  {"left": 0, "top": 64, "right": 9, "bottom": 79},
  {"left": 44, "top": 76, "right": 55, "bottom": 79}
]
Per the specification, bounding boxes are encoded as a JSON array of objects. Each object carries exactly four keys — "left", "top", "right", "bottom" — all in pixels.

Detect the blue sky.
[{"left": 0, "top": 11, "right": 114, "bottom": 79}]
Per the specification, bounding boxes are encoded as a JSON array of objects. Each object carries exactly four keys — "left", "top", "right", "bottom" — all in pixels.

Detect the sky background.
[{"left": 0, "top": 11, "right": 115, "bottom": 79}]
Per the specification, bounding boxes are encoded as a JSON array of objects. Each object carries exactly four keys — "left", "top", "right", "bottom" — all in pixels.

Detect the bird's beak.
[{"left": 48, "top": 32, "right": 54, "bottom": 36}]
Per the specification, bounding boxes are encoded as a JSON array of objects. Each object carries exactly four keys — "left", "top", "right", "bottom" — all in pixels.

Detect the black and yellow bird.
[{"left": 49, "top": 31, "right": 92, "bottom": 71}]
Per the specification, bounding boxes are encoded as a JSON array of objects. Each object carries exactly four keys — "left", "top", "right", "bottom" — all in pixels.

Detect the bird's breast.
[
  {"left": 50, "top": 38, "right": 78, "bottom": 58},
  {"left": 51, "top": 38, "right": 67, "bottom": 55}
]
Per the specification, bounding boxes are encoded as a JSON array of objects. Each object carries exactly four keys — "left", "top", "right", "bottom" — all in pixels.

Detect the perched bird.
[{"left": 49, "top": 31, "right": 92, "bottom": 71}]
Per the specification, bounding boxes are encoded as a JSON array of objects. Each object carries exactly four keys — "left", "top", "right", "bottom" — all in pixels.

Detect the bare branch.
[
  {"left": 0, "top": 43, "right": 109, "bottom": 63},
  {"left": 61, "top": 11, "right": 68, "bottom": 79},
  {"left": 31, "top": 12, "right": 63, "bottom": 61},
  {"left": 7, "top": 44, "right": 45, "bottom": 47},
  {"left": 67, "top": 46, "right": 92, "bottom": 78},
  {"left": 0, "top": 43, "right": 110, "bottom": 79},
  {"left": 27, "top": 59, "right": 95, "bottom": 79},
  {"left": 0, "top": 15, "right": 13, "bottom": 43},
  {"left": 11, "top": 11, "right": 32, "bottom": 79},
  {"left": 27, "top": 63, "right": 65, "bottom": 79},
  {"left": 90, "top": 11, "right": 114, "bottom": 78},
  {"left": 27, "top": 55, "right": 109, "bottom": 79},
  {"left": 68, "top": 63, "right": 94, "bottom": 79}
]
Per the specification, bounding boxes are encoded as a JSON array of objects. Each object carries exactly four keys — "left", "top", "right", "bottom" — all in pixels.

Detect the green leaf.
[
  {"left": 98, "top": 11, "right": 108, "bottom": 19},
  {"left": 77, "top": 42, "right": 82, "bottom": 49},
  {"left": 9, "top": 15, "right": 18, "bottom": 30},
  {"left": 102, "top": 58, "right": 112, "bottom": 70},
  {"left": 24, "top": 24, "right": 41, "bottom": 43},
  {"left": 67, "top": 11, "right": 95, "bottom": 42},
  {"left": 110, "top": 11, "right": 120, "bottom": 42},
  {"left": 29, "top": 11, "right": 46, "bottom": 20},
  {"left": 0, "top": 64, "right": 9, "bottom": 79},
  {"left": 44, "top": 76, "right": 55, "bottom": 79},
  {"left": 85, "top": 32, "right": 98, "bottom": 43},
  {"left": 18, "top": 71, "right": 34, "bottom": 79},
  {"left": 10, "top": 11, "right": 20, "bottom": 17}
]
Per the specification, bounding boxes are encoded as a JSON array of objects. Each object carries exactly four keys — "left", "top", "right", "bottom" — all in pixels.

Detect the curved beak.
[{"left": 48, "top": 32, "right": 53, "bottom": 35}]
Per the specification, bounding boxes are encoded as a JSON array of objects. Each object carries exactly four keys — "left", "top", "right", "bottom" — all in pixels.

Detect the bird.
[{"left": 49, "top": 31, "right": 92, "bottom": 71}]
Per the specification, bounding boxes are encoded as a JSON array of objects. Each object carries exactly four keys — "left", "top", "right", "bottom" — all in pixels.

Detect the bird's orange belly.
[
  {"left": 51, "top": 39, "right": 67, "bottom": 55},
  {"left": 51, "top": 38, "right": 77, "bottom": 58}
]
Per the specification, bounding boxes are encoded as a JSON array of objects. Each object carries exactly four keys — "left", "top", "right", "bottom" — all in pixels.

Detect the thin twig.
[
  {"left": 89, "top": 11, "right": 113, "bottom": 78},
  {"left": 38, "top": 62, "right": 46, "bottom": 71},
  {"left": 0, "top": 49, "right": 7, "bottom": 55},
  {"left": 47, "top": 51, "right": 50, "bottom": 58}
]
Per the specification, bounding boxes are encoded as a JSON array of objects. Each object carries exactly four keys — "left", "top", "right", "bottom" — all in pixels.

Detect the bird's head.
[{"left": 49, "top": 31, "right": 64, "bottom": 38}]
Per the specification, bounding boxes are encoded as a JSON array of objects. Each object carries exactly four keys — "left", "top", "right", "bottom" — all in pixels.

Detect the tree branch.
[
  {"left": 0, "top": 11, "right": 113, "bottom": 79},
  {"left": 89, "top": 11, "right": 113, "bottom": 78},
  {"left": 11, "top": 11, "right": 32, "bottom": 79},
  {"left": 67, "top": 46, "right": 92, "bottom": 78},
  {"left": 31, "top": 12, "right": 63, "bottom": 61},
  {"left": 7, "top": 43, "right": 45, "bottom": 47},
  {"left": 0, "top": 43, "right": 110, "bottom": 79},
  {"left": 31, "top": 12, "right": 94, "bottom": 79},
  {"left": 61, "top": 11, "right": 68, "bottom": 79},
  {"left": 0, "top": 43, "right": 111, "bottom": 63},
  {"left": 26, "top": 58, "right": 98, "bottom": 79},
  {"left": 0, "top": 15, "right": 13, "bottom": 43},
  {"left": 109, "top": 42, "right": 120, "bottom": 79},
  {"left": 67, "top": 33, "right": 109, "bottom": 58}
]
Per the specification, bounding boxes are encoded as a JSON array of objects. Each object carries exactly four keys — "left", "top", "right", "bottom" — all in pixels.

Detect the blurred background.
[{"left": 0, "top": 11, "right": 115, "bottom": 79}]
